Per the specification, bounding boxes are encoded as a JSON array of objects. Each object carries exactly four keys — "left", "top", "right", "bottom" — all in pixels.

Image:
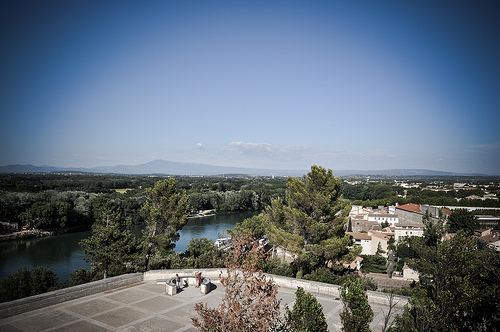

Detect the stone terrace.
[{"left": 0, "top": 269, "right": 408, "bottom": 332}]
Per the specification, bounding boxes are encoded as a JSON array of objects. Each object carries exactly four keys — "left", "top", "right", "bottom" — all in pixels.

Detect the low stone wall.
[
  {"left": 144, "top": 268, "right": 226, "bottom": 281},
  {"left": 269, "top": 274, "right": 341, "bottom": 298},
  {"left": 0, "top": 273, "right": 143, "bottom": 319},
  {"left": 145, "top": 269, "right": 408, "bottom": 309},
  {"left": 371, "top": 275, "right": 414, "bottom": 290},
  {"left": 268, "top": 274, "right": 408, "bottom": 309}
]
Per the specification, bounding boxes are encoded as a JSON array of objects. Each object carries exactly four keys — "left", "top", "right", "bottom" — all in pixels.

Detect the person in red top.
[
  {"left": 195, "top": 272, "right": 200, "bottom": 288},
  {"left": 198, "top": 272, "right": 202, "bottom": 287}
]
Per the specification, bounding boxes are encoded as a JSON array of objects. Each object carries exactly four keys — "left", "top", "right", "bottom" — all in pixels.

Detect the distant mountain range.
[{"left": 0, "top": 160, "right": 489, "bottom": 177}]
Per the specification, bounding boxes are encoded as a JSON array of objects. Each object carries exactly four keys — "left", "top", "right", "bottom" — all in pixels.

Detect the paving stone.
[
  {"left": 0, "top": 324, "right": 23, "bottom": 332},
  {"left": 104, "top": 288, "right": 154, "bottom": 304},
  {"left": 65, "top": 298, "right": 120, "bottom": 317},
  {"left": 8, "top": 311, "right": 78, "bottom": 332},
  {"left": 137, "top": 282, "right": 165, "bottom": 294},
  {"left": 122, "top": 316, "right": 183, "bottom": 332},
  {"left": 92, "top": 307, "right": 150, "bottom": 328},
  {"left": 50, "top": 319, "right": 113, "bottom": 332},
  {"left": 134, "top": 296, "right": 182, "bottom": 313}
]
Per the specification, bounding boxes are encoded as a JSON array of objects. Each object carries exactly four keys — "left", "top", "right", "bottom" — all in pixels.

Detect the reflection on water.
[
  {"left": 0, "top": 230, "right": 92, "bottom": 282},
  {"left": 0, "top": 211, "right": 258, "bottom": 281},
  {"left": 176, "top": 211, "right": 259, "bottom": 252}
]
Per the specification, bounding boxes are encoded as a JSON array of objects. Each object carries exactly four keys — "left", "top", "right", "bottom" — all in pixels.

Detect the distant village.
[{"left": 347, "top": 199, "right": 499, "bottom": 280}]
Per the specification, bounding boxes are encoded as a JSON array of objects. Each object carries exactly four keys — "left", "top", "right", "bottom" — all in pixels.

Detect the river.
[{"left": 0, "top": 211, "right": 258, "bottom": 282}]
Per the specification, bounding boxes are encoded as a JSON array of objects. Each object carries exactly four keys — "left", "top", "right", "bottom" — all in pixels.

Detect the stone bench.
[{"left": 157, "top": 275, "right": 211, "bottom": 296}]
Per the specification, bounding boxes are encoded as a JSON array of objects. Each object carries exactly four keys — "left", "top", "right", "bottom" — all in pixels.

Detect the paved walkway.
[{"left": 0, "top": 280, "right": 401, "bottom": 331}]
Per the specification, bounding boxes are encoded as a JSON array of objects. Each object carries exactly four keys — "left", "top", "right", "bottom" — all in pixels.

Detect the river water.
[{"left": 0, "top": 211, "right": 258, "bottom": 281}]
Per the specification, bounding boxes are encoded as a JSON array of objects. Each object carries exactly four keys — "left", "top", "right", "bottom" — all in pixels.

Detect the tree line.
[
  {"left": 0, "top": 174, "right": 288, "bottom": 230},
  {"left": 2, "top": 173, "right": 498, "bottom": 231}
]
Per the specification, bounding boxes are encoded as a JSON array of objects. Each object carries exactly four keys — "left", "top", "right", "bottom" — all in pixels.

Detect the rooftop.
[
  {"left": 396, "top": 203, "right": 422, "bottom": 213},
  {"left": 347, "top": 232, "right": 372, "bottom": 240},
  {"left": 0, "top": 270, "right": 407, "bottom": 332}
]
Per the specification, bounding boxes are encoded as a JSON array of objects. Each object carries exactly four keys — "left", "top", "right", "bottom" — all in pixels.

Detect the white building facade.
[{"left": 368, "top": 213, "right": 399, "bottom": 227}]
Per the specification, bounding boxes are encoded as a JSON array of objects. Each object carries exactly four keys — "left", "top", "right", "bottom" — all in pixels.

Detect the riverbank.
[
  {"left": 0, "top": 230, "right": 54, "bottom": 242},
  {"left": 0, "top": 225, "right": 90, "bottom": 242}
]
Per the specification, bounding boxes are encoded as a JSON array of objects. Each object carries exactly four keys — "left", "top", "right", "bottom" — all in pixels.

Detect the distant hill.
[
  {"left": 331, "top": 169, "right": 485, "bottom": 177},
  {"left": 0, "top": 160, "right": 306, "bottom": 177},
  {"left": 86, "top": 160, "right": 306, "bottom": 176},
  {"left": 0, "top": 164, "right": 61, "bottom": 173},
  {"left": 0, "top": 161, "right": 489, "bottom": 177}
]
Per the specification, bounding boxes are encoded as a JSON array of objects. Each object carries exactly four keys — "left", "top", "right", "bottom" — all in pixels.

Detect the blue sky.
[{"left": 1, "top": 1, "right": 499, "bottom": 174}]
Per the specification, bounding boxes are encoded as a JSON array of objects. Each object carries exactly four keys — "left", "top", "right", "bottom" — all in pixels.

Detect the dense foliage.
[
  {"left": 79, "top": 203, "right": 141, "bottom": 279},
  {"left": 0, "top": 174, "right": 288, "bottom": 230},
  {"left": 340, "top": 278, "right": 374, "bottom": 332},
  {"left": 286, "top": 287, "right": 328, "bottom": 332},
  {"left": 141, "top": 178, "right": 190, "bottom": 270},
  {"left": 2, "top": 173, "right": 498, "bottom": 232},
  {"left": 360, "top": 254, "right": 387, "bottom": 274},
  {"left": 392, "top": 232, "right": 500, "bottom": 331},
  {"left": 447, "top": 209, "right": 479, "bottom": 234},
  {"left": 0, "top": 267, "right": 58, "bottom": 302},
  {"left": 262, "top": 166, "right": 359, "bottom": 274}
]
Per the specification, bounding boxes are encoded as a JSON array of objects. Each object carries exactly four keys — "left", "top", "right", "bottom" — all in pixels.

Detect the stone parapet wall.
[
  {"left": 371, "top": 276, "right": 414, "bottom": 290},
  {"left": 143, "top": 268, "right": 227, "bottom": 281},
  {"left": 146, "top": 269, "right": 408, "bottom": 308},
  {"left": 268, "top": 274, "right": 408, "bottom": 309},
  {"left": 0, "top": 273, "right": 143, "bottom": 319}
]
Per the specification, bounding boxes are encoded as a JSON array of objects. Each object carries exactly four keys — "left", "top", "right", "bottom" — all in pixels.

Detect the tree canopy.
[
  {"left": 447, "top": 209, "right": 479, "bottom": 234},
  {"left": 79, "top": 203, "right": 140, "bottom": 279},
  {"left": 140, "top": 178, "right": 190, "bottom": 270},
  {"left": 340, "top": 277, "right": 374, "bottom": 332},
  {"left": 262, "top": 166, "right": 357, "bottom": 265},
  {"left": 393, "top": 231, "right": 500, "bottom": 331},
  {"left": 287, "top": 286, "right": 328, "bottom": 332}
]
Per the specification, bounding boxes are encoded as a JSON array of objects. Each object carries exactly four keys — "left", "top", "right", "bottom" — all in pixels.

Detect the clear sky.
[{"left": 1, "top": 0, "right": 499, "bottom": 174}]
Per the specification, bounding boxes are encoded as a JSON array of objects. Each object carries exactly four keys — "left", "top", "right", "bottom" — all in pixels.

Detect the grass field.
[{"left": 114, "top": 188, "right": 134, "bottom": 194}]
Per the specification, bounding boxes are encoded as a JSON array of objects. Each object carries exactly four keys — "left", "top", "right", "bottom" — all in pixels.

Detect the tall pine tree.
[{"left": 140, "top": 178, "right": 190, "bottom": 270}]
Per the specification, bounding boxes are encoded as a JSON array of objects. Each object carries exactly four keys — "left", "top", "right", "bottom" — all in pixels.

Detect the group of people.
[{"left": 175, "top": 272, "right": 203, "bottom": 291}]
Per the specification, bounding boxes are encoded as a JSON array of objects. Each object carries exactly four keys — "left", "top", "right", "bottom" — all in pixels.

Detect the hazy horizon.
[{"left": 1, "top": 1, "right": 499, "bottom": 175}]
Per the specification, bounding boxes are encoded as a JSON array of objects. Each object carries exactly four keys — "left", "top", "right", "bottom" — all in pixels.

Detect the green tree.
[
  {"left": 394, "top": 232, "right": 500, "bottom": 331},
  {"left": 361, "top": 255, "right": 387, "bottom": 274},
  {"left": 448, "top": 209, "right": 478, "bottom": 234},
  {"left": 80, "top": 204, "right": 140, "bottom": 278},
  {"left": 387, "top": 236, "right": 396, "bottom": 252},
  {"left": 263, "top": 166, "right": 358, "bottom": 270},
  {"left": 340, "top": 278, "right": 374, "bottom": 332},
  {"left": 422, "top": 210, "right": 448, "bottom": 246},
  {"left": 375, "top": 243, "right": 386, "bottom": 256},
  {"left": 0, "top": 267, "right": 58, "bottom": 303},
  {"left": 140, "top": 178, "right": 190, "bottom": 270},
  {"left": 31, "top": 201, "right": 72, "bottom": 228},
  {"left": 186, "top": 238, "right": 216, "bottom": 257},
  {"left": 30, "top": 266, "right": 58, "bottom": 295},
  {"left": 231, "top": 214, "right": 266, "bottom": 239},
  {"left": 68, "top": 268, "right": 98, "bottom": 287},
  {"left": 286, "top": 286, "right": 328, "bottom": 332}
]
